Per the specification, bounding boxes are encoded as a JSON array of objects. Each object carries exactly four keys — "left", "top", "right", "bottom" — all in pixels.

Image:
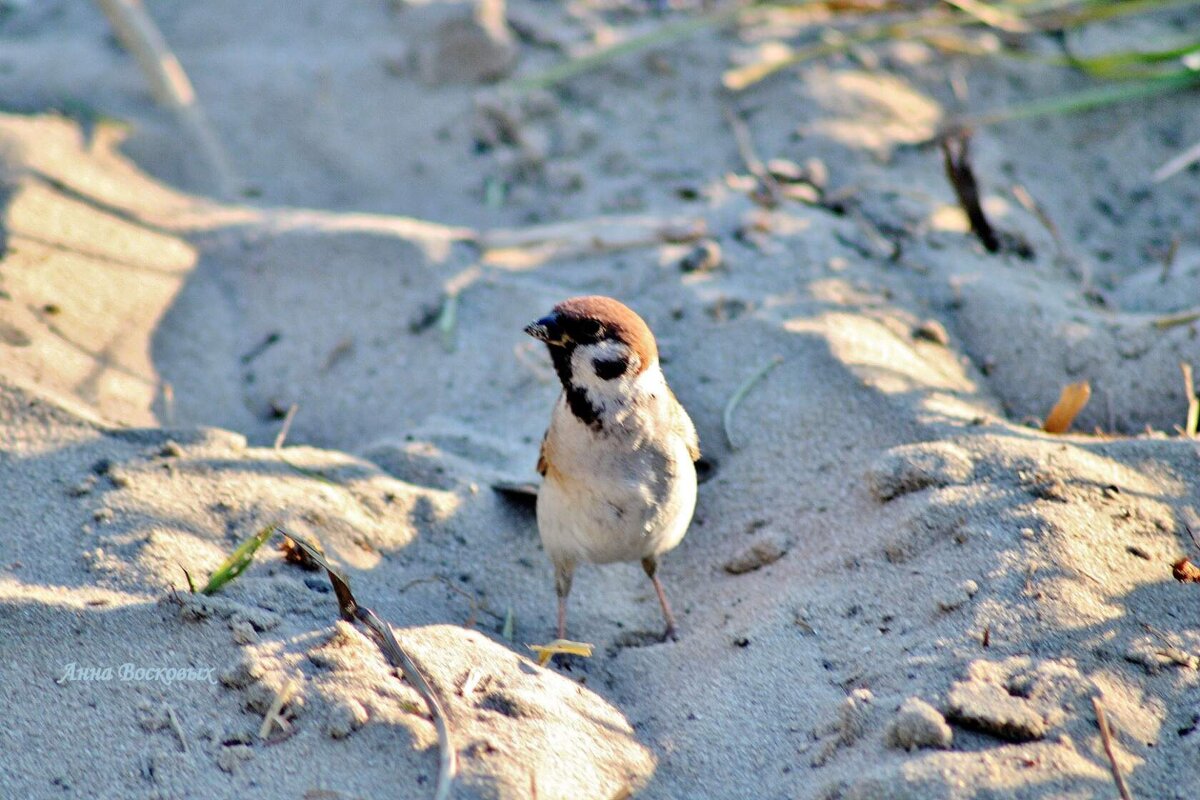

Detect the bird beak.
[{"left": 524, "top": 313, "right": 561, "bottom": 343}]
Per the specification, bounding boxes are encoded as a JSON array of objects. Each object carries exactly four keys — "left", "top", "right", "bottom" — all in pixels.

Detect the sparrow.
[{"left": 524, "top": 296, "right": 700, "bottom": 641}]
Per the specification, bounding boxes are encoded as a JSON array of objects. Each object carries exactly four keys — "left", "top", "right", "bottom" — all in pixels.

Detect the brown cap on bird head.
[{"left": 523, "top": 296, "right": 658, "bottom": 374}]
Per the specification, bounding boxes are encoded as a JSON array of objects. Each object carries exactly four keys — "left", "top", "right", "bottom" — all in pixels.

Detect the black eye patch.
[
  {"left": 568, "top": 319, "right": 603, "bottom": 343},
  {"left": 592, "top": 356, "right": 629, "bottom": 380}
]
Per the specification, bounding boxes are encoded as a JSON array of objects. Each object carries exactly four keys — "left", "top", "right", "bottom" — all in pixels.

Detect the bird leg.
[
  {"left": 554, "top": 561, "right": 575, "bottom": 640},
  {"left": 641, "top": 556, "right": 678, "bottom": 641}
]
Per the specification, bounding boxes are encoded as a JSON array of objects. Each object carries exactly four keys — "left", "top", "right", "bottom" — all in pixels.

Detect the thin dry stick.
[
  {"left": 1152, "top": 137, "right": 1200, "bottom": 184},
  {"left": 942, "top": 0, "right": 1030, "bottom": 32},
  {"left": 1011, "top": 183, "right": 1066, "bottom": 258},
  {"left": 1183, "top": 506, "right": 1200, "bottom": 552},
  {"left": 258, "top": 678, "right": 297, "bottom": 741},
  {"left": 93, "top": 0, "right": 238, "bottom": 198},
  {"left": 940, "top": 129, "right": 1001, "bottom": 252},
  {"left": 273, "top": 404, "right": 298, "bottom": 450},
  {"left": 1092, "top": 696, "right": 1134, "bottom": 800},
  {"left": 722, "top": 105, "right": 781, "bottom": 206},
  {"left": 163, "top": 702, "right": 188, "bottom": 753},
  {"left": 508, "top": 3, "right": 745, "bottom": 92},
  {"left": 1158, "top": 235, "right": 1180, "bottom": 283},
  {"left": 1181, "top": 362, "right": 1198, "bottom": 437}
]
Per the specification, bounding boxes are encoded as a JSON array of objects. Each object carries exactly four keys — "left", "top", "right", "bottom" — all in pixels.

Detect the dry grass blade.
[
  {"left": 1153, "top": 137, "right": 1200, "bottom": 184},
  {"left": 723, "top": 105, "right": 781, "bottom": 206},
  {"left": 507, "top": 5, "right": 744, "bottom": 92},
  {"left": 259, "top": 678, "right": 298, "bottom": 742},
  {"left": 180, "top": 565, "right": 196, "bottom": 593},
  {"left": 1153, "top": 308, "right": 1200, "bottom": 330},
  {"left": 200, "top": 524, "right": 277, "bottom": 595},
  {"left": 1030, "top": 0, "right": 1200, "bottom": 29},
  {"left": 1011, "top": 183, "right": 1066, "bottom": 257},
  {"left": 724, "top": 355, "right": 784, "bottom": 449},
  {"left": 502, "top": 607, "right": 515, "bottom": 642},
  {"left": 940, "top": 128, "right": 1001, "bottom": 252},
  {"left": 1181, "top": 362, "right": 1198, "bottom": 437},
  {"left": 93, "top": 0, "right": 237, "bottom": 198},
  {"left": 163, "top": 702, "right": 188, "bottom": 753},
  {"left": 528, "top": 639, "right": 594, "bottom": 666},
  {"left": 962, "top": 71, "right": 1200, "bottom": 128},
  {"left": 481, "top": 214, "right": 706, "bottom": 268},
  {"left": 722, "top": 24, "right": 905, "bottom": 92},
  {"left": 1043, "top": 381, "right": 1091, "bottom": 434},
  {"left": 1091, "top": 696, "right": 1134, "bottom": 800},
  {"left": 274, "top": 403, "right": 298, "bottom": 450},
  {"left": 1183, "top": 506, "right": 1200, "bottom": 552},
  {"left": 279, "top": 529, "right": 458, "bottom": 800},
  {"left": 437, "top": 292, "right": 459, "bottom": 353},
  {"left": 942, "top": 0, "right": 1030, "bottom": 32}
]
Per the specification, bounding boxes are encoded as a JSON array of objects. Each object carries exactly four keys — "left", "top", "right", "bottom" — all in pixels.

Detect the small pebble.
[
  {"left": 723, "top": 538, "right": 787, "bottom": 575},
  {"left": 913, "top": 319, "right": 950, "bottom": 346},
  {"left": 68, "top": 475, "right": 97, "bottom": 497},
  {"left": 679, "top": 240, "right": 723, "bottom": 273},
  {"left": 885, "top": 697, "right": 953, "bottom": 751}
]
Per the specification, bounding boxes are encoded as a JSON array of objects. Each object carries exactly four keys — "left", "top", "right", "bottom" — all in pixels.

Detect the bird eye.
[
  {"left": 574, "top": 319, "right": 602, "bottom": 341},
  {"left": 592, "top": 357, "right": 628, "bottom": 380}
]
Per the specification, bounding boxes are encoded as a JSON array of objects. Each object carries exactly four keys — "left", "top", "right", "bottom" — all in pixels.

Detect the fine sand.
[{"left": 1, "top": 2, "right": 1198, "bottom": 799}]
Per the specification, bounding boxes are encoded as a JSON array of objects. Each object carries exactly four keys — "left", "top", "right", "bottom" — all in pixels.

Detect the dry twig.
[
  {"left": 1152, "top": 137, "right": 1200, "bottom": 184},
  {"left": 481, "top": 215, "right": 706, "bottom": 268},
  {"left": 274, "top": 404, "right": 298, "bottom": 450},
  {"left": 940, "top": 129, "right": 1000, "bottom": 253},
  {"left": 1091, "top": 696, "right": 1134, "bottom": 800},
  {"left": 722, "top": 105, "right": 781, "bottom": 207},
  {"left": 163, "top": 702, "right": 188, "bottom": 753}
]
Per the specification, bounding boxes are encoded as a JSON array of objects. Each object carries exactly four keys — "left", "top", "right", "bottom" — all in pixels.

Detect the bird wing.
[{"left": 669, "top": 387, "right": 701, "bottom": 462}]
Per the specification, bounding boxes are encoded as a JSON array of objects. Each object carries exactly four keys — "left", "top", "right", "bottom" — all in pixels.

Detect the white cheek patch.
[
  {"left": 571, "top": 341, "right": 635, "bottom": 398},
  {"left": 570, "top": 341, "right": 665, "bottom": 418}
]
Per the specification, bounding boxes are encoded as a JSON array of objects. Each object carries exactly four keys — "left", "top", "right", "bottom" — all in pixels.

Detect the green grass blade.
[
  {"left": 201, "top": 524, "right": 277, "bottom": 595},
  {"left": 963, "top": 70, "right": 1200, "bottom": 127},
  {"left": 1031, "top": 0, "right": 1200, "bottom": 28},
  {"left": 1069, "top": 40, "right": 1200, "bottom": 78}
]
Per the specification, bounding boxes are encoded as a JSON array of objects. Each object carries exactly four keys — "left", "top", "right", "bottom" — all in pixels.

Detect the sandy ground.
[{"left": 1, "top": 2, "right": 1199, "bottom": 798}]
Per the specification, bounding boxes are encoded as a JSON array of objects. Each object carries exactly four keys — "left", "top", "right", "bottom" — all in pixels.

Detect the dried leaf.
[
  {"left": 1173, "top": 557, "right": 1200, "bottom": 583},
  {"left": 528, "top": 639, "right": 594, "bottom": 667},
  {"left": 1043, "top": 382, "right": 1091, "bottom": 434}
]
